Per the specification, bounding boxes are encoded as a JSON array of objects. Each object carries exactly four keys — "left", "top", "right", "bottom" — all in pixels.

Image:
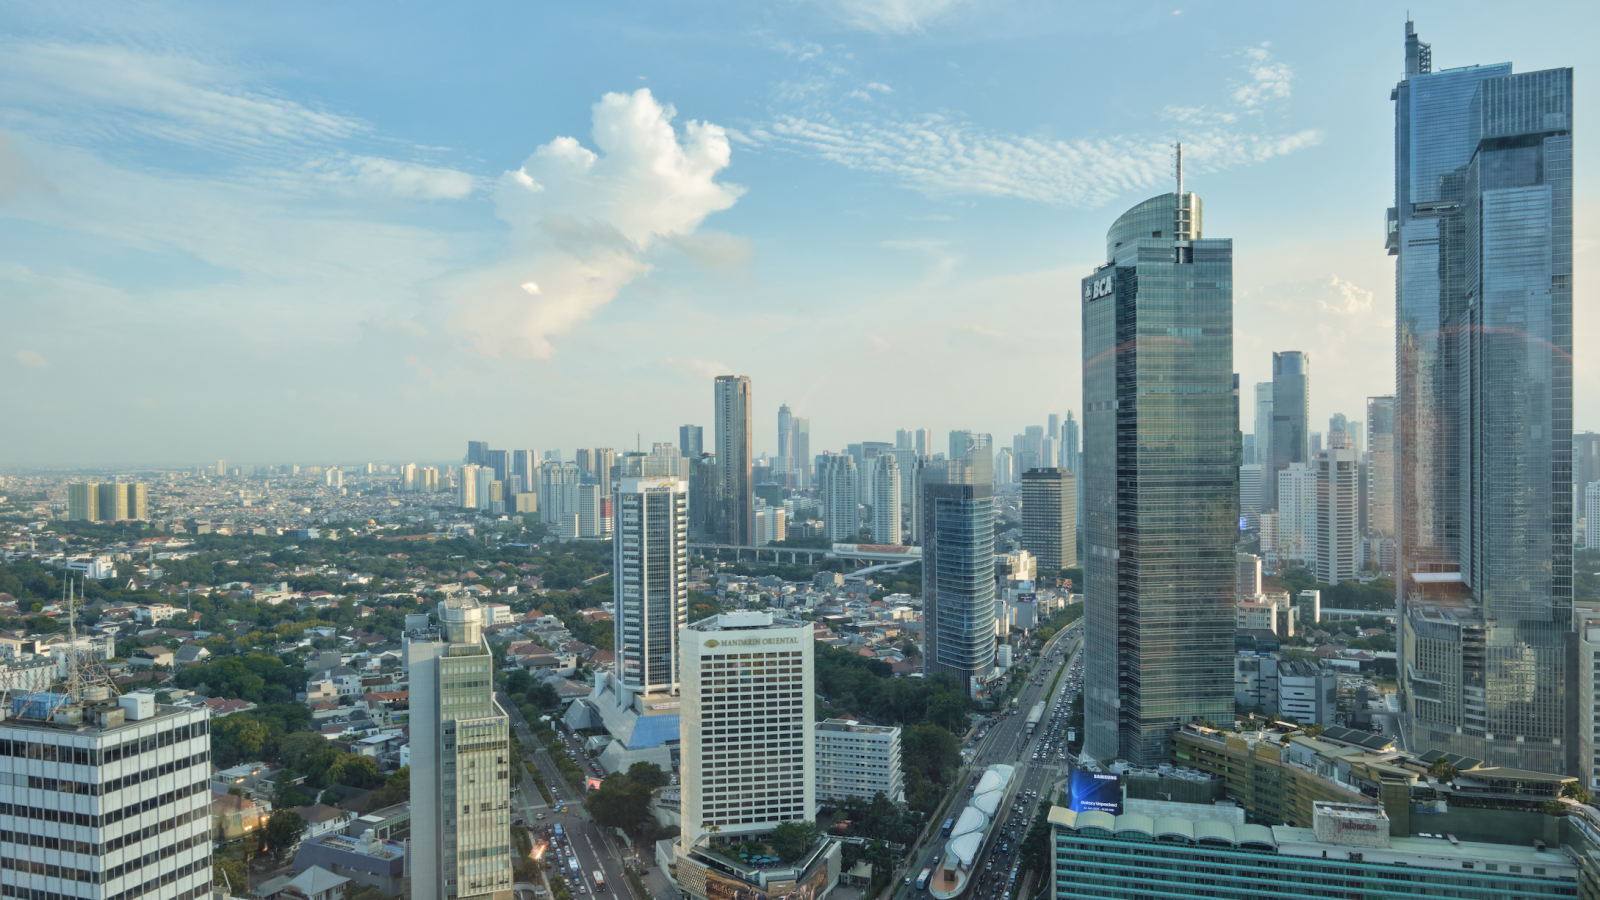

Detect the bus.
[
  {"left": 593, "top": 872, "right": 607, "bottom": 892},
  {"left": 916, "top": 869, "right": 932, "bottom": 891},
  {"left": 569, "top": 856, "right": 580, "bottom": 874},
  {"left": 554, "top": 824, "right": 564, "bottom": 839},
  {"left": 940, "top": 818, "right": 954, "bottom": 837}
]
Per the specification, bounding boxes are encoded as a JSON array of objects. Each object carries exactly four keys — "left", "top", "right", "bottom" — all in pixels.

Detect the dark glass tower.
[
  {"left": 714, "top": 375, "right": 754, "bottom": 545},
  {"left": 1081, "top": 189, "right": 1238, "bottom": 766},
  {"left": 1266, "top": 351, "right": 1310, "bottom": 512},
  {"left": 920, "top": 459, "right": 997, "bottom": 699},
  {"left": 1393, "top": 21, "right": 1574, "bottom": 773}
]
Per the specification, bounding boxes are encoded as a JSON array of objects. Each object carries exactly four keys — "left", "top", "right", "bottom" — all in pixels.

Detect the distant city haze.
[{"left": 2, "top": 3, "right": 1598, "bottom": 465}]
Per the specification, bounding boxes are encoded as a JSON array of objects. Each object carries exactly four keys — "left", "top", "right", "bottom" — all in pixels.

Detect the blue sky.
[{"left": 2, "top": 0, "right": 1596, "bottom": 466}]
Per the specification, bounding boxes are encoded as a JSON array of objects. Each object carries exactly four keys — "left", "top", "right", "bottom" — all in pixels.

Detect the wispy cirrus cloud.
[{"left": 808, "top": 0, "right": 975, "bottom": 33}]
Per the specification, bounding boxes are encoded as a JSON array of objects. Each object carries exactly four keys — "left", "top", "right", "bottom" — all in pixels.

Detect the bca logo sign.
[{"left": 1084, "top": 276, "right": 1114, "bottom": 301}]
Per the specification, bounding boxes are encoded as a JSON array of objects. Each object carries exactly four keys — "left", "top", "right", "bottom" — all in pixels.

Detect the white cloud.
[
  {"left": 303, "top": 156, "right": 475, "bottom": 199},
  {"left": 668, "top": 231, "right": 755, "bottom": 268},
  {"left": 14, "top": 350, "right": 48, "bottom": 368},
  {"left": 0, "top": 41, "right": 363, "bottom": 155},
  {"left": 811, "top": 0, "right": 974, "bottom": 33},
  {"left": 881, "top": 239, "right": 949, "bottom": 250},
  {"left": 1233, "top": 45, "right": 1295, "bottom": 108},
  {"left": 766, "top": 112, "right": 1320, "bottom": 207},
  {"left": 447, "top": 89, "right": 744, "bottom": 360},
  {"left": 663, "top": 356, "right": 733, "bottom": 380}
]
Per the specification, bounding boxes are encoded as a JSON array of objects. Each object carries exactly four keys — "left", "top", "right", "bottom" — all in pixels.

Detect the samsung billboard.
[{"left": 1065, "top": 764, "right": 1122, "bottom": 816}]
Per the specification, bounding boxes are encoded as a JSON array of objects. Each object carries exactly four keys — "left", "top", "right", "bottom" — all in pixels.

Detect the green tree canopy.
[{"left": 770, "top": 820, "right": 822, "bottom": 862}]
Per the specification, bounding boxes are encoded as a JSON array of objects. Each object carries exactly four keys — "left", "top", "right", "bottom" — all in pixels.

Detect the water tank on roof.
[{"left": 118, "top": 693, "right": 155, "bottom": 721}]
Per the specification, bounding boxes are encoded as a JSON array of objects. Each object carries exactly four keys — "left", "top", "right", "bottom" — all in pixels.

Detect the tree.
[
  {"left": 263, "top": 810, "right": 308, "bottom": 857},
  {"left": 213, "top": 857, "right": 249, "bottom": 895},
  {"left": 533, "top": 682, "right": 562, "bottom": 710},
  {"left": 368, "top": 767, "right": 410, "bottom": 809},
  {"left": 1562, "top": 782, "right": 1592, "bottom": 805},
  {"left": 279, "top": 732, "right": 328, "bottom": 772},
  {"left": 627, "top": 762, "right": 670, "bottom": 791},
  {"left": 770, "top": 820, "right": 822, "bottom": 862},
  {"left": 319, "top": 791, "right": 341, "bottom": 806},
  {"left": 1427, "top": 758, "right": 1459, "bottom": 784}
]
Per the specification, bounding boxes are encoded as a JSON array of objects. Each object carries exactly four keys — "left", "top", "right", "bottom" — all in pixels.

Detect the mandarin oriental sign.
[{"left": 703, "top": 636, "right": 799, "bottom": 648}]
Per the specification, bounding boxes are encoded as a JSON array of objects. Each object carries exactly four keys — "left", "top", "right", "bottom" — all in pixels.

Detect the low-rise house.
[{"left": 211, "top": 792, "right": 269, "bottom": 842}]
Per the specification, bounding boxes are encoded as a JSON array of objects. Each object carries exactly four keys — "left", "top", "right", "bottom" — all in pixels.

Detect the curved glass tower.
[{"left": 1081, "top": 189, "right": 1238, "bottom": 766}]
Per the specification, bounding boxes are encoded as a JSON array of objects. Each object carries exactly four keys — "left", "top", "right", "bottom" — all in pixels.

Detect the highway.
[
  {"left": 502, "top": 691, "right": 640, "bottom": 900},
  {"left": 893, "top": 619, "right": 1084, "bottom": 900}
]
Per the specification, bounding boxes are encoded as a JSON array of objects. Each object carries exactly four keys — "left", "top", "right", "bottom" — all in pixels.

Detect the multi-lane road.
[
  {"left": 503, "top": 693, "right": 641, "bottom": 900},
  {"left": 893, "top": 620, "right": 1084, "bottom": 900}
]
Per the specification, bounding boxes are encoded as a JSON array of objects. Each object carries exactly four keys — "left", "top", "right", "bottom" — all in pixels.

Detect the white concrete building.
[
  {"left": 1239, "top": 463, "right": 1262, "bottom": 531},
  {"left": 1276, "top": 463, "right": 1318, "bottom": 566},
  {"left": 403, "top": 598, "right": 514, "bottom": 900},
  {"left": 1587, "top": 482, "right": 1600, "bottom": 550},
  {"left": 0, "top": 689, "right": 214, "bottom": 900},
  {"left": 814, "top": 718, "right": 904, "bottom": 804},
  {"left": 754, "top": 506, "right": 786, "bottom": 547},
  {"left": 1315, "top": 445, "right": 1361, "bottom": 585},
  {"left": 818, "top": 455, "right": 859, "bottom": 542},
  {"left": 872, "top": 454, "right": 901, "bottom": 545},
  {"left": 679, "top": 612, "right": 815, "bottom": 847}
]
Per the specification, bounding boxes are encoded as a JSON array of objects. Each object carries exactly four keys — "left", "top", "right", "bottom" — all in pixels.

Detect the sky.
[{"left": 2, "top": 0, "right": 1597, "bottom": 467}]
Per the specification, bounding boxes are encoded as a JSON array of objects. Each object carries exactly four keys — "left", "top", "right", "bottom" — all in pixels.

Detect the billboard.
[
  {"left": 586, "top": 777, "right": 603, "bottom": 791},
  {"left": 704, "top": 868, "right": 773, "bottom": 900},
  {"left": 703, "top": 855, "right": 830, "bottom": 900},
  {"left": 1065, "top": 764, "right": 1122, "bottom": 816}
]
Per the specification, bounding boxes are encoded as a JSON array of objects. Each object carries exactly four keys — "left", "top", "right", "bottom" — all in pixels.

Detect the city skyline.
[{"left": 4, "top": 4, "right": 1599, "bottom": 465}]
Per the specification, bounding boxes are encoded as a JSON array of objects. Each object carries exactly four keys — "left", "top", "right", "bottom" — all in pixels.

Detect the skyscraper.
[
  {"left": 1267, "top": 352, "right": 1310, "bottom": 512},
  {"left": 714, "top": 375, "right": 754, "bottom": 546},
  {"left": 404, "top": 599, "right": 514, "bottom": 900},
  {"left": 794, "top": 417, "right": 811, "bottom": 490},
  {"left": 920, "top": 459, "right": 997, "bottom": 698},
  {"left": 487, "top": 449, "right": 509, "bottom": 485},
  {"left": 914, "top": 428, "right": 932, "bottom": 457},
  {"left": 1366, "top": 396, "right": 1396, "bottom": 539},
  {"left": 539, "top": 462, "right": 580, "bottom": 525},
  {"left": 614, "top": 477, "right": 689, "bottom": 694},
  {"left": 1253, "top": 382, "right": 1273, "bottom": 478},
  {"left": 459, "top": 464, "right": 479, "bottom": 509},
  {"left": 777, "top": 404, "right": 796, "bottom": 489},
  {"left": 679, "top": 425, "right": 704, "bottom": 459},
  {"left": 68, "top": 483, "right": 98, "bottom": 521},
  {"left": 1240, "top": 464, "right": 1262, "bottom": 532},
  {"left": 1392, "top": 21, "right": 1574, "bottom": 773},
  {"left": 872, "top": 453, "right": 901, "bottom": 545},
  {"left": 1277, "top": 463, "right": 1318, "bottom": 567},
  {"left": 687, "top": 454, "right": 726, "bottom": 544},
  {"left": 1081, "top": 185, "right": 1237, "bottom": 766},
  {"left": 895, "top": 428, "right": 913, "bottom": 450},
  {"left": 125, "top": 482, "right": 148, "bottom": 520},
  {"left": 1316, "top": 437, "right": 1361, "bottom": 586},
  {"left": 1047, "top": 414, "right": 1061, "bottom": 464},
  {"left": 818, "top": 454, "right": 858, "bottom": 542},
  {"left": 1061, "top": 412, "right": 1081, "bottom": 475},
  {"left": 1020, "top": 467, "right": 1076, "bottom": 571},
  {"left": 466, "top": 440, "right": 489, "bottom": 467},
  {"left": 1576, "top": 433, "right": 1600, "bottom": 510}
]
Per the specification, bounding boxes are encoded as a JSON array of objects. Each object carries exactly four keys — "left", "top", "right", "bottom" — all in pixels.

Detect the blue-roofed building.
[{"left": 565, "top": 672, "right": 679, "bottom": 774}]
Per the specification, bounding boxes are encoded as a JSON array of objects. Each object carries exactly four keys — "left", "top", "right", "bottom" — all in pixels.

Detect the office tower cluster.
[
  {"left": 1386, "top": 22, "right": 1575, "bottom": 775},
  {"left": 67, "top": 482, "right": 149, "bottom": 522},
  {"left": 1080, "top": 181, "right": 1238, "bottom": 767}
]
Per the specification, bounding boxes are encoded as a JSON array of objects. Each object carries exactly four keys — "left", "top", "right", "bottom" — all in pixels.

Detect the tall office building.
[
  {"left": 466, "top": 441, "right": 489, "bottom": 467},
  {"left": 1266, "top": 352, "right": 1309, "bottom": 512},
  {"left": 1240, "top": 464, "right": 1262, "bottom": 532},
  {"left": 1392, "top": 21, "right": 1574, "bottom": 773},
  {"left": 920, "top": 459, "right": 997, "bottom": 698},
  {"left": 993, "top": 449, "right": 1014, "bottom": 486},
  {"left": 1060, "top": 412, "right": 1081, "bottom": 476},
  {"left": 677, "top": 611, "right": 815, "bottom": 847},
  {"left": 679, "top": 426, "right": 704, "bottom": 459},
  {"left": 895, "top": 429, "right": 913, "bottom": 451},
  {"left": 913, "top": 428, "right": 932, "bottom": 457},
  {"left": 576, "top": 448, "right": 597, "bottom": 478},
  {"left": 1577, "top": 433, "right": 1600, "bottom": 514},
  {"left": 777, "top": 404, "right": 796, "bottom": 489},
  {"left": 459, "top": 464, "right": 480, "bottom": 509},
  {"left": 96, "top": 483, "right": 128, "bottom": 521},
  {"left": 818, "top": 454, "right": 859, "bottom": 542},
  {"left": 1020, "top": 468, "right": 1076, "bottom": 571},
  {"left": 687, "top": 454, "right": 726, "bottom": 544},
  {"left": 754, "top": 506, "right": 787, "bottom": 547},
  {"left": 578, "top": 482, "right": 610, "bottom": 538},
  {"left": 614, "top": 477, "right": 689, "bottom": 694},
  {"left": 404, "top": 599, "right": 514, "bottom": 900},
  {"left": 0, "top": 684, "right": 215, "bottom": 900},
  {"left": 213, "top": 460, "right": 226, "bottom": 477},
  {"left": 714, "top": 376, "right": 754, "bottom": 546},
  {"left": 1366, "top": 396, "right": 1396, "bottom": 539},
  {"left": 511, "top": 449, "right": 537, "bottom": 493},
  {"left": 872, "top": 453, "right": 901, "bottom": 545},
  {"left": 68, "top": 483, "right": 98, "bottom": 521},
  {"left": 475, "top": 467, "right": 494, "bottom": 510},
  {"left": 1587, "top": 483, "right": 1600, "bottom": 551},
  {"left": 1276, "top": 463, "right": 1318, "bottom": 567},
  {"left": 814, "top": 719, "right": 904, "bottom": 804},
  {"left": 794, "top": 418, "right": 811, "bottom": 490},
  {"left": 487, "top": 449, "right": 509, "bottom": 485},
  {"left": 1315, "top": 438, "right": 1361, "bottom": 586},
  {"left": 125, "top": 482, "right": 148, "bottom": 520},
  {"left": 1081, "top": 185, "right": 1237, "bottom": 766},
  {"left": 1253, "top": 382, "right": 1273, "bottom": 476},
  {"left": 1047, "top": 414, "right": 1061, "bottom": 464}
]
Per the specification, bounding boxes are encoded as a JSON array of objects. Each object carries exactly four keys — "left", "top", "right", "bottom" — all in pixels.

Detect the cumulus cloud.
[
  {"left": 15, "top": 350, "right": 48, "bottom": 368},
  {"left": 447, "top": 89, "right": 744, "bottom": 360},
  {"left": 1233, "top": 44, "right": 1295, "bottom": 107}
]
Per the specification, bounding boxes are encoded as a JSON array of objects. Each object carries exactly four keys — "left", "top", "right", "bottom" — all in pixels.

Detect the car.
[
  {"left": 536, "top": 813, "right": 546, "bottom": 820},
  {"left": 933, "top": 856, "right": 940, "bottom": 865}
]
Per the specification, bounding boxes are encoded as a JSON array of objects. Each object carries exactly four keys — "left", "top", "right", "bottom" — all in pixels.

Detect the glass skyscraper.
[
  {"left": 1081, "top": 189, "right": 1239, "bottom": 766},
  {"left": 1392, "top": 21, "right": 1574, "bottom": 774},
  {"left": 1266, "top": 351, "right": 1310, "bottom": 512},
  {"left": 713, "top": 375, "right": 754, "bottom": 545},
  {"left": 920, "top": 458, "right": 997, "bottom": 699}
]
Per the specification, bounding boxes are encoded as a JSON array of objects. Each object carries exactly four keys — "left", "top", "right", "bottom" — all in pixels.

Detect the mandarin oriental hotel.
[
  {"left": 0, "top": 691, "right": 213, "bottom": 900},
  {"left": 678, "top": 613, "right": 815, "bottom": 849}
]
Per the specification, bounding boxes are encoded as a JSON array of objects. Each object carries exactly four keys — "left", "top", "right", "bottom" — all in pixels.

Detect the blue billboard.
[{"left": 1066, "top": 765, "right": 1122, "bottom": 816}]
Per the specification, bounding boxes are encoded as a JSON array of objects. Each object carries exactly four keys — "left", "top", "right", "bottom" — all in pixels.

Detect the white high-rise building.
[
  {"left": 814, "top": 718, "right": 905, "bottom": 804},
  {"left": 754, "top": 506, "right": 786, "bottom": 547},
  {"left": 475, "top": 467, "right": 495, "bottom": 510},
  {"left": 404, "top": 598, "right": 514, "bottom": 900},
  {"left": 578, "top": 482, "right": 610, "bottom": 539},
  {"left": 679, "top": 612, "right": 815, "bottom": 848},
  {"left": 818, "top": 455, "right": 858, "bottom": 542},
  {"left": 460, "top": 464, "right": 480, "bottom": 509},
  {"left": 872, "top": 453, "right": 901, "bottom": 544},
  {"left": 615, "top": 477, "right": 689, "bottom": 694},
  {"left": 1316, "top": 444, "right": 1361, "bottom": 585},
  {"left": 1277, "top": 463, "right": 1318, "bottom": 566},
  {"left": 540, "top": 463, "right": 580, "bottom": 525},
  {"left": 0, "top": 689, "right": 214, "bottom": 900}
]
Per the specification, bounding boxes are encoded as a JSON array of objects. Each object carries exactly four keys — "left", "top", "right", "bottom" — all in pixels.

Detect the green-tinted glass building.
[{"left": 1081, "top": 190, "right": 1238, "bottom": 766}]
